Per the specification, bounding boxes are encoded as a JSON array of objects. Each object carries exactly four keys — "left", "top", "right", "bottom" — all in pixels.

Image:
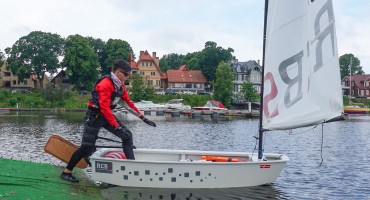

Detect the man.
[{"left": 61, "top": 59, "right": 156, "bottom": 182}]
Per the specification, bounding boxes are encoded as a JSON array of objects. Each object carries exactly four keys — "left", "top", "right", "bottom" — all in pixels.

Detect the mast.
[
  {"left": 349, "top": 56, "right": 352, "bottom": 100},
  {"left": 258, "top": 0, "right": 269, "bottom": 160}
]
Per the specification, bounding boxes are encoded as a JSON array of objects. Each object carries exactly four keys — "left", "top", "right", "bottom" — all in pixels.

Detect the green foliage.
[
  {"left": 129, "top": 73, "right": 146, "bottom": 102},
  {"left": 42, "top": 83, "right": 75, "bottom": 108},
  {"left": 181, "top": 41, "right": 233, "bottom": 82},
  {"left": 150, "top": 94, "right": 210, "bottom": 108},
  {"left": 340, "top": 53, "right": 363, "bottom": 79},
  {"left": 63, "top": 34, "right": 100, "bottom": 91},
  {"left": 240, "top": 82, "right": 259, "bottom": 102},
  {"left": 85, "top": 37, "right": 107, "bottom": 73},
  {"left": 104, "top": 39, "right": 134, "bottom": 75},
  {"left": 5, "top": 31, "right": 64, "bottom": 90},
  {"left": 213, "top": 61, "right": 234, "bottom": 107},
  {"left": 0, "top": 50, "right": 5, "bottom": 67},
  {"left": 159, "top": 53, "right": 185, "bottom": 72}
]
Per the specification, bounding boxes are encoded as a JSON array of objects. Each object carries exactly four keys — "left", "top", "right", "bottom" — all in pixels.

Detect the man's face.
[{"left": 115, "top": 69, "right": 131, "bottom": 83}]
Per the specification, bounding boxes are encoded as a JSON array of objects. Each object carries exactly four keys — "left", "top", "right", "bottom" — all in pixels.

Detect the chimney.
[
  {"left": 257, "top": 59, "right": 260, "bottom": 65},
  {"left": 140, "top": 51, "right": 144, "bottom": 57},
  {"left": 152, "top": 52, "right": 157, "bottom": 58}
]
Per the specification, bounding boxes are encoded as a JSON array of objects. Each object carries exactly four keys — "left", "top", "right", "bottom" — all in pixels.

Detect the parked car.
[
  {"left": 20, "top": 89, "right": 31, "bottom": 93},
  {"left": 356, "top": 95, "right": 367, "bottom": 99},
  {"left": 155, "top": 89, "right": 165, "bottom": 95},
  {"left": 79, "top": 90, "right": 90, "bottom": 95},
  {"left": 165, "top": 90, "right": 179, "bottom": 95}
]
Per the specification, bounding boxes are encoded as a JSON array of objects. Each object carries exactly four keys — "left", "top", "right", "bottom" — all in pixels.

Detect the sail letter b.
[{"left": 279, "top": 51, "right": 304, "bottom": 108}]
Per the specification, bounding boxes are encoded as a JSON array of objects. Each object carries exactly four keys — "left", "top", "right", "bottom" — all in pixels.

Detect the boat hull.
[
  {"left": 343, "top": 107, "right": 370, "bottom": 114},
  {"left": 90, "top": 148, "right": 288, "bottom": 188}
]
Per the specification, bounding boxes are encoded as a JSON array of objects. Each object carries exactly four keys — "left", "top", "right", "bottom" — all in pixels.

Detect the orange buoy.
[{"left": 201, "top": 155, "right": 238, "bottom": 162}]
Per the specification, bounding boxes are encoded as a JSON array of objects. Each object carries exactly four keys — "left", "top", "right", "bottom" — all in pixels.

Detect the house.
[
  {"left": 0, "top": 63, "right": 49, "bottom": 91},
  {"left": 50, "top": 70, "right": 70, "bottom": 88},
  {"left": 165, "top": 65, "right": 207, "bottom": 94},
  {"left": 229, "top": 59, "right": 262, "bottom": 103},
  {"left": 135, "top": 51, "right": 165, "bottom": 89},
  {"left": 342, "top": 74, "right": 370, "bottom": 98}
]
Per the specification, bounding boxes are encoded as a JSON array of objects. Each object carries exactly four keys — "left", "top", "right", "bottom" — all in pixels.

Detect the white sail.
[{"left": 262, "top": 0, "right": 343, "bottom": 130}]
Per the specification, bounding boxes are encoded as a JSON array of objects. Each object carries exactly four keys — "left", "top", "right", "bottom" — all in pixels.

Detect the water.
[{"left": 1, "top": 111, "right": 369, "bottom": 199}]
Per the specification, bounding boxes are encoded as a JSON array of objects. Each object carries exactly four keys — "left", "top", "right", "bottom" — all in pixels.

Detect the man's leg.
[{"left": 106, "top": 124, "right": 135, "bottom": 159}]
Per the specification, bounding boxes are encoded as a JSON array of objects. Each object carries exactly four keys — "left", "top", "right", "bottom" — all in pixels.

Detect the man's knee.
[{"left": 81, "top": 125, "right": 99, "bottom": 146}]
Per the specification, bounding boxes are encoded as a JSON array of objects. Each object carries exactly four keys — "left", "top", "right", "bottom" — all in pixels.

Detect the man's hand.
[{"left": 143, "top": 117, "right": 156, "bottom": 127}]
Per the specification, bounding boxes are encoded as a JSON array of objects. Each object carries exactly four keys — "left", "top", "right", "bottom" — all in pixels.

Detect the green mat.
[{"left": 0, "top": 158, "right": 102, "bottom": 200}]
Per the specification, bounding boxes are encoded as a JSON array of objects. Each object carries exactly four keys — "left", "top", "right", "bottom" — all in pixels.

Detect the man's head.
[{"left": 113, "top": 59, "right": 131, "bottom": 82}]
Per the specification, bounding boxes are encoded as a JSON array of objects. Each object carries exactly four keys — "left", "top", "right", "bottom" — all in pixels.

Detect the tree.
[
  {"left": 63, "top": 34, "right": 100, "bottom": 91},
  {"left": 339, "top": 53, "right": 363, "bottom": 79},
  {"left": 5, "top": 31, "right": 64, "bottom": 90},
  {"left": 213, "top": 61, "right": 234, "bottom": 108},
  {"left": 104, "top": 39, "right": 134, "bottom": 75},
  {"left": 240, "top": 82, "right": 259, "bottom": 102},
  {"left": 182, "top": 41, "right": 234, "bottom": 82},
  {"left": 0, "top": 50, "right": 5, "bottom": 67},
  {"left": 129, "top": 73, "right": 146, "bottom": 102},
  {"left": 159, "top": 53, "right": 185, "bottom": 72},
  {"left": 85, "top": 37, "right": 107, "bottom": 74}
]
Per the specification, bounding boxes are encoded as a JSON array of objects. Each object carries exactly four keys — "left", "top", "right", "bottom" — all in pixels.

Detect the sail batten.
[{"left": 262, "top": 0, "right": 343, "bottom": 131}]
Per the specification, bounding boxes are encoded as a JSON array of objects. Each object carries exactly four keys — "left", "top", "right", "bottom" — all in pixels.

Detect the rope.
[{"left": 319, "top": 123, "right": 324, "bottom": 166}]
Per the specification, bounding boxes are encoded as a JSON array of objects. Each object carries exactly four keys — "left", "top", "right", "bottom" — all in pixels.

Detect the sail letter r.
[
  {"left": 279, "top": 51, "right": 304, "bottom": 108},
  {"left": 313, "top": 0, "right": 335, "bottom": 72}
]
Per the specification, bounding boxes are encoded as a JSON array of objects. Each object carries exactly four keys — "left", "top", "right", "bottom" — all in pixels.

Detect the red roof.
[
  {"left": 167, "top": 65, "right": 207, "bottom": 83},
  {"left": 136, "top": 50, "right": 163, "bottom": 76},
  {"left": 128, "top": 53, "right": 138, "bottom": 70},
  {"left": 343, "top": 74, "right": 370, "bottom": 89}
]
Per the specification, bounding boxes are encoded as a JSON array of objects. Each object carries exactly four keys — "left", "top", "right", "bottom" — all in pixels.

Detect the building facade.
[
  {"left": 165, "top": 65, "right": 207, "bottom": 94},
  {"left": 342, "top": 74, "right": 370, "bottom": 98},
  {"left": 0, "top": 63, "right": 48, "bottom": 91}
]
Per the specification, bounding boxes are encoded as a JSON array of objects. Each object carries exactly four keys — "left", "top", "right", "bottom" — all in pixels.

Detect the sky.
[{"left": 1, "top": 0, "right": 370, "bottom": 73}]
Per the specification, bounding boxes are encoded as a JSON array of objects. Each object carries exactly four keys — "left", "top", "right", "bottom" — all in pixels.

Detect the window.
[
  {"left": 24, "top": 80, "right": 28, "bottom": 85},
  {"left": 147, "top": 80, "right": 153, "bottom": 86},
  {"left": 13, "top": 80, "right": 16, "bottom": 85},
  {"left": 156, "top": 80, "right": 161, "bottom": 86},
  {"left": 151, "top": 72, "right": 155, "bottom": 76},
  {"left": 185, "top": 83, "right": 192, "bottom": 88},
  {"left": 4, "top": 72, "right": 11, "bottom": 76},
  {"left": 140, "top": 71, "right": 145, "bottom": 76},
  {"left": 194, "top": 84, "right": 201, "bottom": 89}
]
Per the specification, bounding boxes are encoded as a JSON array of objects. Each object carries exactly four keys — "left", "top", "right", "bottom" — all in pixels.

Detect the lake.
[{"left": 0, "top": 111, "right": 369, "bottom": 199}]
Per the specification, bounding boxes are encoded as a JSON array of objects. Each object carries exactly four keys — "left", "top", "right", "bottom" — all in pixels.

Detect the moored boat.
[
  {"left": 192, "top": 100, "right": 227, "bottom": 112},
  {"left": 164, "top": 99, "right": 191, "bottom": 111},
  {"left": 134, "top": 100, "right": 169, "bottom": 112}
]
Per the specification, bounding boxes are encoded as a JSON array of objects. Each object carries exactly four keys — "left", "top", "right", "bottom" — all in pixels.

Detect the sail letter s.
[
  {"left": 279, "top": 51, "right": 304, "bottom": 108},
  {"left": 263, "top": 72, "right": 279, "bottom": 118},
  {"left": 313, "top": 0, "right": 335, "bottom": 72}
]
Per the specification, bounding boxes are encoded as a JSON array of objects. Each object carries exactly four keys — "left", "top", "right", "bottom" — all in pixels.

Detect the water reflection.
[{"left": 101, "top": 184, "right": 289, "bottom": 200}]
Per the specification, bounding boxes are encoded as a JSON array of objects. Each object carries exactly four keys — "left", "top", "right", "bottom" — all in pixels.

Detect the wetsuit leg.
[{"left": 105, "top": 124, "right": 135, "bottom": 159}]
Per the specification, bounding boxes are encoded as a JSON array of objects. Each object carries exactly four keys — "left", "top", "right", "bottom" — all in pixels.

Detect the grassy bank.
[
  {"left": 0, "top": 158, "right": 103, "bottom": 200},
  {"left": 0, "top": 89, "right": 211, "bottom": 109}
]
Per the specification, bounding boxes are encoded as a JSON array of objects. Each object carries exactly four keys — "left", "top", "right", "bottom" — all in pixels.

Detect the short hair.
[{"left": 112, "top": 59, "right": 131, "bottom": 73}]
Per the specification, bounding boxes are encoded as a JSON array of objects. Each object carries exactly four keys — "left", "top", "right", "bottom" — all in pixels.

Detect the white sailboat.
[{"left": 89, "top": 0, "right": 343, "bottom": 188}]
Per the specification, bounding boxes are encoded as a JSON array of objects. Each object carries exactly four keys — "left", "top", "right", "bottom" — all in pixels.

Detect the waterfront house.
[
  {"left": 0, "top": 63, "right": 49, "bottom": 91},
  {"left": 229, "top": 59, "right": 262, "bottom": 103},
  {"left": 135, "top": 50, "right": 165, "bottom": 89},
  {"left": 342, "top": 74, "right": 370, "bottom": 98},
  {"left": 164, "top": 65, "right": 208, "bottom": 94}
]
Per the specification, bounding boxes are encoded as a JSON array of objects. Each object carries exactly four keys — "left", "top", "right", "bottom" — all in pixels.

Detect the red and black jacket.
[{"left": 88, "top": 76, "right": 142, "bottom": 128}]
